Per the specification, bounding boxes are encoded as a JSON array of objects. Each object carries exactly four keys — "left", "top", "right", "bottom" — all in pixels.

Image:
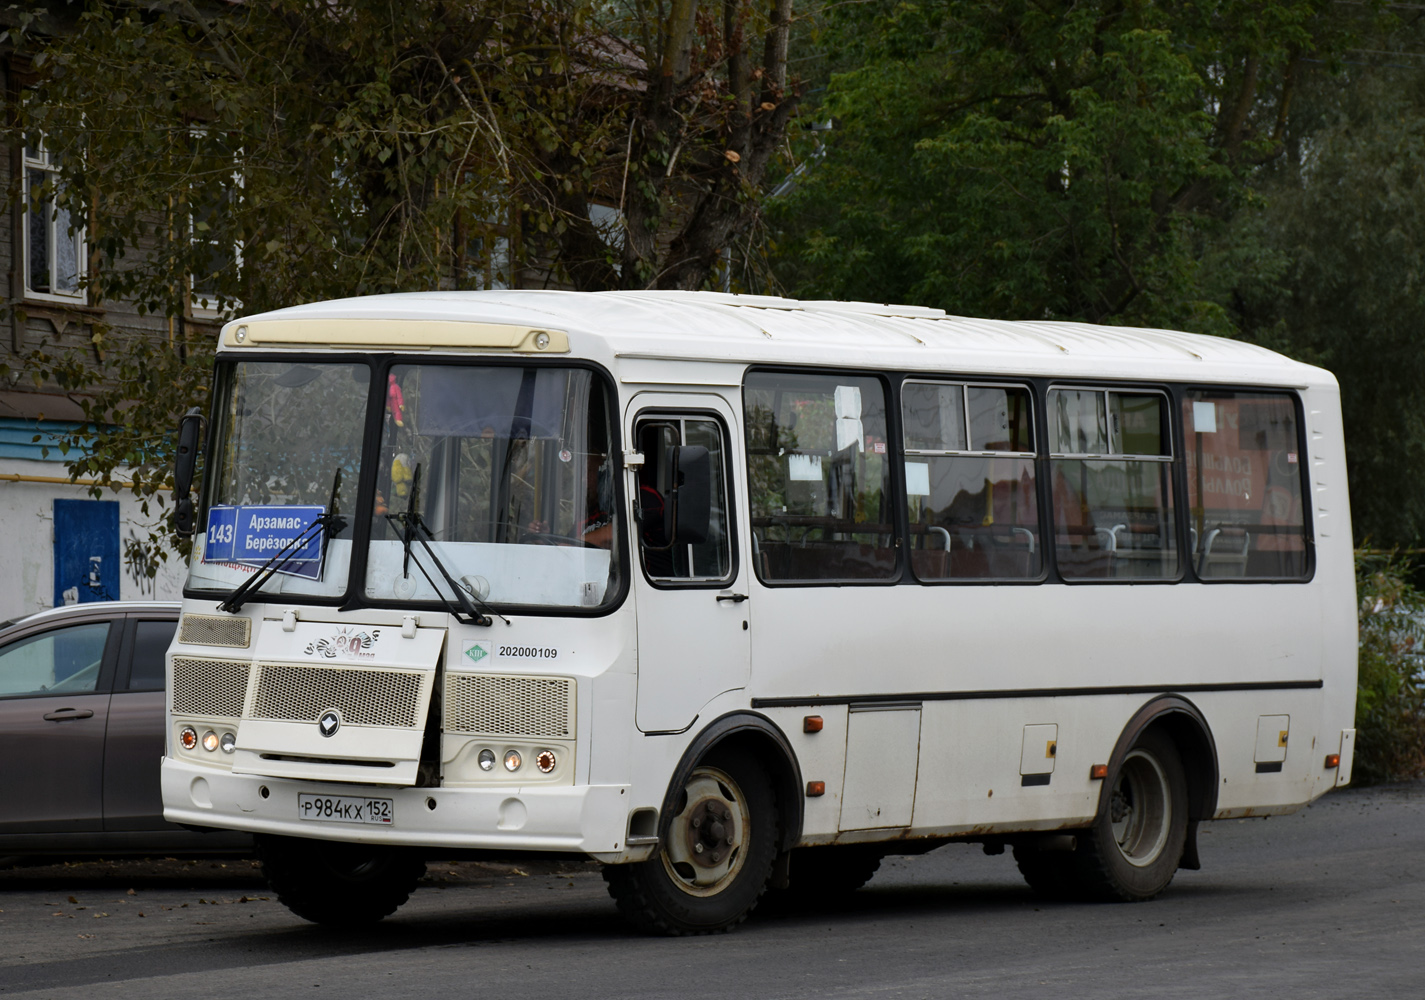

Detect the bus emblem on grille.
[{"left": 318, "top": 711, "right": 341, "bottom": 737}]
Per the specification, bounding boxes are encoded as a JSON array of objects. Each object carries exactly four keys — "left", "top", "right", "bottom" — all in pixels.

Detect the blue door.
[{"left": 53, "top": 499, "right": 120, "bottom": 605}]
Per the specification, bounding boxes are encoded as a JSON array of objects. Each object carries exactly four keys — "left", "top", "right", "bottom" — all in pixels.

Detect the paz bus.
[{"left": 161, "top": 290, "right": 1356, "bottom": 934}]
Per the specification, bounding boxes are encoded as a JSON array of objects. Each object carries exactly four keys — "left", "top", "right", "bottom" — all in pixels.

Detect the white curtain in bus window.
[
  {"left": 743, "top": 372, "right": 895, "bottom": 581},
  {"left": 901, "top": 381, "right": 1041, "bottom": 581},
  {"left": 1183, "top": 391, "right": 1307, "bottom": 579},
  {"left": 1049, "top": 389, "right": 1177, "bottom": 580}
]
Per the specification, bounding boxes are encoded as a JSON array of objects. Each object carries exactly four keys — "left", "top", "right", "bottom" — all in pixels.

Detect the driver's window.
[
  {"left": 0, "top": 622, "right": 111, "bottom": 698},
  {"left": 636, "top": 416, "right": 733, "bottom": 583}
]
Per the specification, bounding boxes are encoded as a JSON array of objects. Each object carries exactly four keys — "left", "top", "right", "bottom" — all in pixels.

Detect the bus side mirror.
[
  {"left": 672, "top": 444, "right": 711, "bottom": 545},
  {"left": 173, "top": 408, "right": 206, "bottom": 538}
]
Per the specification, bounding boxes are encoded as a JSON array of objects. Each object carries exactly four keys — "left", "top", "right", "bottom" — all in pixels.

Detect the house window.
[
  {"left": 22, "top": 141, "right": 85, "bottom": 301},
  {"left": 188, "top": 129, "right": 243, "bottom": 318}
]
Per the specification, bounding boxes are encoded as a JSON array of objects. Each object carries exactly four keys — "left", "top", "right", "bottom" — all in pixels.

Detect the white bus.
[{"left": 161, "top": 290, "right": 1357, "bottom": 934}]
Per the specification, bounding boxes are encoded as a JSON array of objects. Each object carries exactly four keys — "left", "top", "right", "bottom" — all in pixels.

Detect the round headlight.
[
  {"left": 219, "top": 732, "right": 237, "bottom": 754},
  {"left": 179, "top": 726, "right": 197, "bottom": 751},
  {"left": 478, "top": 749, "right": 496, "bottom": 772},
  {"left": 503, "top": 750, "right": 522, "bottom": 772},
  {"left": 201, "top": 731, "right": 220, "bottom": 753},
  {"left": 536, "top": 750, "right": 557, "bottom": 774}
]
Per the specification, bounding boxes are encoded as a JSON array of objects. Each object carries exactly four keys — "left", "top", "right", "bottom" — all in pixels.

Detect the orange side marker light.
[
  {"left": 1089, "top": 764, "right": 1108, "bottom": 780},
  {"left": 806, "top": 781, "right": 826, "bottom": 797},
  {"left": 1324, "top": 753, "right": 1341, "bottom": 769},
  {"left": 803, "top": 715, "right": 824, "bottom": 733}
]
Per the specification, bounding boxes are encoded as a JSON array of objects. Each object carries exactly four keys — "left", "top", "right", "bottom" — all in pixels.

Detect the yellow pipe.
[{"left": 0, "top": 472, "right": 170, "bottom": 491}]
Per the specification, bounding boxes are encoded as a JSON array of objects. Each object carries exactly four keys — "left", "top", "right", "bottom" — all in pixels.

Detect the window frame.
[
  {"left": 0, "top": 616, "right": 122, "bottom": 702},
  {"left": 1179, "top": 385, "right": 1315, "bottom": 584},
  {"left": 899, "top": 377, "right": 1045, "bottom": 585},
  {"left": 21, "top": 138, "right": 87, "bottom": 304},
  {"left": 632, "top": 408, "right": 740, "bottom": 590},
  {"left": 1046, "top": 384, "right": 1181, "bottom": 584},
  {"left": 742, "top": 365, "right": 903, "bottom": 588}
]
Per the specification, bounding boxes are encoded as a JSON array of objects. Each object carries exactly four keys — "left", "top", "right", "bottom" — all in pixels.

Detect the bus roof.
[{"left": 221, "top": 290, "right": 1332, "bottom": 389}]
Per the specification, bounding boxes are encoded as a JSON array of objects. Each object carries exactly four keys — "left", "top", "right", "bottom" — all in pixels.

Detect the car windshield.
[
  {"left": 186, "top": 360, "right": 370, "bottom": 599},
  {"left": 364, "top": 364, "right": 620, "bottom": 611}
]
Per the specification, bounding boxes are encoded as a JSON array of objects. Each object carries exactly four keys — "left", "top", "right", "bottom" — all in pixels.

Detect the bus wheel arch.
[
  {"left": 661, "top": 712, "right": 805, "bottom": 855},
  {"left": 1102, "top": 695, "right": 1220, "bottom": 871},
  {"left": 602, "top": 712, "right": 803, "bottom": 935}
]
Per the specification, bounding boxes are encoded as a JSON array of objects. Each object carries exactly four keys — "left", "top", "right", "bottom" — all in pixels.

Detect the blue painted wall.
[{"left": 53, "top": 499, "right": 120, "bottom": 605}]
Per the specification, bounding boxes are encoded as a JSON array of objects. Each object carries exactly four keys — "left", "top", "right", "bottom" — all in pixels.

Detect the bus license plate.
[{"left": 297, "top": 793, "right": 394, "bottom": 826}]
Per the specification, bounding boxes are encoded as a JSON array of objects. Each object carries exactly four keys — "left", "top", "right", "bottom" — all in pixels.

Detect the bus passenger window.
[
  {"left": 1183, "top": 391, "right": 1308, "bottom": 579},
  {"left": 1049, "top": 388, "right": 1178, "bottom": 581},
  {"left": 901, "top": 381, "right": 1041, "bottom": 581},
  {"left": 744, "top": 372, "right": 896, "bottom": 582},
  {"left": 635, "top": 417, "right": 733, "bottom": 583}
]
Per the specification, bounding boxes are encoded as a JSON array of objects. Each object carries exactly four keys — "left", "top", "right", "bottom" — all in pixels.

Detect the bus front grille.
[
  {"left": 443, "top": 673, "right": 574, "bottom": 738},
  {"left": 251, "top": 664, "right": 426, "bottom": 729},
  {"left": 178, "top": 614, "right": 252, "bottom": 648},
  {"left": 172, "top": 657, "right": 251, "bottom": 719}
]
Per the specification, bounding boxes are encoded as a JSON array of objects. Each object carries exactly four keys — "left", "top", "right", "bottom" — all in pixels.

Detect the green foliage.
[
  {"left": 1226, "top": 41, "right": 1425, "bottom": 549},
  {"left": 2, "top": 0, "right": 806, "bottom": 566},
  {"left": 1354, "top": 550, "right": 1425, "bottom": 784},
  {"left": 770, "top": 0, "right": 1342, "bottom": 331}
]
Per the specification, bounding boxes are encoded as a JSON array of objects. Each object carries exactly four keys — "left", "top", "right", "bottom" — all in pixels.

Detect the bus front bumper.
[{"left": 161, "top": 757, "right": 632, "bottom": 856}]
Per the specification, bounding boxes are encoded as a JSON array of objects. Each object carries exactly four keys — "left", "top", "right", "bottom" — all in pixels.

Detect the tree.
[
  {"left": 1223, "top": 29, "right": 1425, "bottom": 548},
  {"left": 1, "top": 0, "right": 806, "bottom": 572},
  {"left": 770, "top": 0, "right": 1347, "bottom": 333}
]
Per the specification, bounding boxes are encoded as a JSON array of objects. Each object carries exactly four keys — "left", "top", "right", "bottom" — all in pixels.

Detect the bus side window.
[
  {"left": 636, "top": 417, "right": 733, "bottom": 584},
  {"left": 1048, "top": 388, "right": 1178, "bottom": 581},
  {"left": 744, "top": 372, "right": 896, "bottom": 582},
  {"left": 902, "top": 381, "right": 1041, "bottom": 581},
  {"left": 1184, "top": 390, "right": 1308, "bottom": 580}
]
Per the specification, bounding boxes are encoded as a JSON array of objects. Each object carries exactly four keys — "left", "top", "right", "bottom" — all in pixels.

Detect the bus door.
[{"left": 628, "top": 397, "right": 749, "bottom": 733}]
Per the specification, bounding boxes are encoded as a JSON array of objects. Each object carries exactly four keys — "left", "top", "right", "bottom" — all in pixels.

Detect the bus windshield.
[
  {"left": 363, "top": 364, "right": 619, "bottom": 611},
  {"left": 187, "top": 360, "right": 370, "bottom": 600}
]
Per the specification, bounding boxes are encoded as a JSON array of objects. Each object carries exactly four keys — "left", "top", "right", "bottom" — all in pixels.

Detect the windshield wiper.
[
  {"left": 387, "top": 463, "right": 508, "bottom": 628},
  {"left": 216, "top": 470, "right": 348, "bottom": 615}
]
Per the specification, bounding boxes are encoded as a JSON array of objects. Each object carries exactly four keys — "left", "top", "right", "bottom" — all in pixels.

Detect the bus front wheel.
[
  {"left": 603, "top": 749, "right": 778, "bottom": 935},
  {"left": 257, "top": 835, "right": 426, "bottom": 926}
]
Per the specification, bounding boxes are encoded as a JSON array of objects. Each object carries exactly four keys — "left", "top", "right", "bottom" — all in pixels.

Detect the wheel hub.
[{"left": 687, "top": 799, "right": 735, "bottom": 867}]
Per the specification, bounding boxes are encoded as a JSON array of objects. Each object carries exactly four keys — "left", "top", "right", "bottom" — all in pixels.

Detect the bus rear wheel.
[
  {"left": 1075, "top": 729, "right": 1188, "bottom": 901},
  {"left": 1015, "top": 730, "right": 1188, "bottom": 903},
  {"left": 258, "top": 835, "right": 426, "bottom": 926},
  {"left": 779, "top": 845, "right": 884, "bottom": 904},
  {"left": 603, "top": 750, "right": 778, "bottom": 935}
]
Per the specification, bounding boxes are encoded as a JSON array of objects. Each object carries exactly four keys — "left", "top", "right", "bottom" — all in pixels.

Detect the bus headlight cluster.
[
  {"left": 180, "top": 725, "right": 236, "bottom": 755},
  {"left": 464, "top": 744, "right": 563, "bottom": 780}
]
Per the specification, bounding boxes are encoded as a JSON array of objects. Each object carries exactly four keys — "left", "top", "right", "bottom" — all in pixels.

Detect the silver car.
[{"left": 0, "top": 601, "right": 248, "bottom": 859}]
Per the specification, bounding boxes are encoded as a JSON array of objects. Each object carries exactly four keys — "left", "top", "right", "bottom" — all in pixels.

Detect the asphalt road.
[{"left": 2, "top": 779, "right": 1422, "bottom": 999}]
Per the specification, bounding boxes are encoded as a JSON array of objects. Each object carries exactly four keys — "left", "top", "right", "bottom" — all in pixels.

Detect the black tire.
[
  {"left": 1012, "top": 842, "right": 1075, "bottom": 900},
  {"left": 603, "top": 749, "right": 779, "bottom": 935},
  {"left": 257, "top": 835, "right": 426, "bottom": 927},
  {"left": 780, "top": 845, "right": 884, "bottom": 904},
  {"left": 1074, "top": 729, "right": 1189, "bottom": 901}
]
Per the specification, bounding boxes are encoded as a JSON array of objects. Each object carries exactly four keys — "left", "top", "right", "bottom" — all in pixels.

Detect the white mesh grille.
[
  {"left": 251, "top": 664, "right": 426, "bottom": 729},
  {"left": 178, "top": 615, "right": 251, "bottom": 648},
  {"left": 444, "top": 674, "right": 574, "bottom": 738},
  {"left": 172, "top": 657, "right": 250, "bottom": 718}
]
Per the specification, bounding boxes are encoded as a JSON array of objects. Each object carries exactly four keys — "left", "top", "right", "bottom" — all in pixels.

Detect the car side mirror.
[{"left": 173, "top": 408, "right": 206, "bottom": 538}]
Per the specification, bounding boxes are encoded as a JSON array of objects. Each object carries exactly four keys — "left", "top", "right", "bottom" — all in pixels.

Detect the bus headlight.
[
  {"left": 536, "top": 750, "right": 557, "bottom": 773},
  {"left": 220, "top": 732, "right": 237, "bottom": 754},
  {"left": 478, "top": 749, "right": 496, "bottom": 771},
  {"left": 504, "top": 750, "right": 522, "bottom": 772},
  {"left": 180, "top": 726, "right": 197, "bottom": 751},
  {"left": 202, "top": 731, "right": 220, "bottom": 753}
]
